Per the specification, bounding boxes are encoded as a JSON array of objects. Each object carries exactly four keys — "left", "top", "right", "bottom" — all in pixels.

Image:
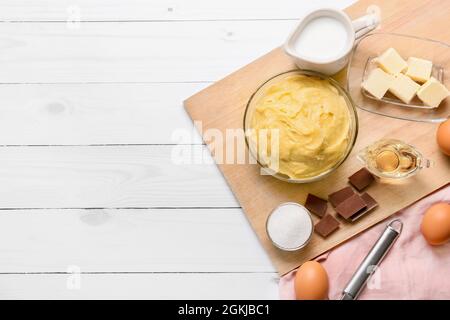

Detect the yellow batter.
[{"left": 250, "top": 74, "right": 351, "bottom": 179}]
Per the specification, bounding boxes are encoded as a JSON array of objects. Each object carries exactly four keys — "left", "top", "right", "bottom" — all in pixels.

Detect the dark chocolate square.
[
  {"left": 349, "top": 192, "right": 379, "bottom": 221},
  {"left": 315, "top": 214, "right": 340, "bottom": 237},
  {"left": 305, "top": 193, "right": 328, "bottom": 218},
  {"left": 328, "top": 186, "right": 354, "bottom": 208},
  {"left": 361, "top": 192, "right": 378, "bottom": 210},
  {"left": 349, "top": 168, "right": 375, "bottom": 191},
  {"left": 335, "top": 193, "right": 367, "bottom": 220}
]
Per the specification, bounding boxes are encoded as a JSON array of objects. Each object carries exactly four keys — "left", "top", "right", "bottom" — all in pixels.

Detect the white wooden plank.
[
  {"left": 0, "top": 1, "right": 357, "bottom": 300},
  {"left": 0, "top": 21, "right": 294, "bottom": 83},
  {"left": 0, "top": 0, "right": 355, "bottom": 21},
  {"left": 0, "top": 83, "right": 205, "bottom": 145},
  {"left": 0, "top": 208, "right": 274, "bottom": 273},
  {"left": 0, "top": 145, "right": 238, "bottom": 208},
  {"left": 0, "top": 273, "right": 279, "bottom": 299}
]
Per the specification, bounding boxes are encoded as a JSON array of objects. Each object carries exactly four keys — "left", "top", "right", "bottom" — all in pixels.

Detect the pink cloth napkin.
[{"left": 279, "top": 184, "right": 450, "bottom": 300}]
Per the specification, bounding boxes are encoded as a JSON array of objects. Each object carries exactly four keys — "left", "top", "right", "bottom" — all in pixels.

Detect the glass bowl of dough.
[{"left": 243, "top": 70, "right": 358, "bottom": 183}]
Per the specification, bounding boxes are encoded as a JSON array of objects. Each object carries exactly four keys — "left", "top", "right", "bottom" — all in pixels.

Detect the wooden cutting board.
[{"left": 184, "top": 0, "right": 450, "bottom": 275}]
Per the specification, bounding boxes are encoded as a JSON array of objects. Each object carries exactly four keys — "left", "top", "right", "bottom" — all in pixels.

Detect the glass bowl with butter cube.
[{"left": 347, "top": 33, "right": 450, "bottom": 123}]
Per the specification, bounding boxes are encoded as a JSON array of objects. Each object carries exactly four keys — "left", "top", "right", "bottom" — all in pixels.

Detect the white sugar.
[{"left": 267, "top": 203, "right": 313, "bottom": 250}]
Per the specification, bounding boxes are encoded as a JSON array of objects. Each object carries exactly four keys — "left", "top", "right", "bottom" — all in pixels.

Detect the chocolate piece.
[
  {"left": 349, "top": 168, "right": 375, "bottom": 191},
  {"left": 350, "top": 192, "right": 379, "bottom": 221},
  {"left": 335, "top": 193, "right": 367, "bottom": 220},
  {"left": 305, "top": 193, "right": 328, "bottom": 218},
  {"left": 328, "top": 186, "right": 355, "bottom": 208},
  {"left": 315, "top": 214, "right": 340, "bottom": 237},
  {"left": 361, "top": 192, "right": 378, "bottom": 210}
]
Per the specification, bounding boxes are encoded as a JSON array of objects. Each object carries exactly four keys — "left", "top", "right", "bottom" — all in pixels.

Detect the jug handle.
[{"left": 352, "top": 13, "right": 380, "bottom": 40}]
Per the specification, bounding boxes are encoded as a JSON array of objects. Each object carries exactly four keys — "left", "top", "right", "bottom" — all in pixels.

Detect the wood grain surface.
[
  {"left": 0, "top": 21, "right": 296, "bottom": 83},
  {"left": 0, "top": 208, "right": 272, "bottom": 273},
  {"left": 5, "top": 0, "right": 448, "bottom": 299},
  {"left": 185, "top": 0, "right": 450, "bottom": 275},
  {"left": 0, "top": 145, "right": 239, "bottom": 208},
  {"left": 0, "top": 273, "right": 278, "bottom": 300},
  {"left": 0, "top": 0, "right": 352, "bottom": 299},
  {"left": 0, "top": 0, "right": 353, "bottom": 21}
]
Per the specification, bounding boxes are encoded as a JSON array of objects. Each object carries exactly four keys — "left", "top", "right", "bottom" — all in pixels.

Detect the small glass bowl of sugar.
[{"left": 266, "top": 202, "right": 313, "bottom": 251}]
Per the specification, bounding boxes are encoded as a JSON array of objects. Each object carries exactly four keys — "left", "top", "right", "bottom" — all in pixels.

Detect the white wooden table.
[{"left": 0, "top": 0, "right": 354, "bottom": 299}]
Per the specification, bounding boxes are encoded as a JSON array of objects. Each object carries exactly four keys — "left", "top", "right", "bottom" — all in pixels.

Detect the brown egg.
[
  {"left": 420, "top": 202, "right": 450, "bottom": 245},
  {"left": 437, "top": 119, "right": 450, "bottom": 156},
  {"left": 294, "top": 261, "right": 329, "bottom": 300}
]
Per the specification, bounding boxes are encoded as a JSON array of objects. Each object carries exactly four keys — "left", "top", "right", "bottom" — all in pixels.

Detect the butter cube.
[
  {"left": 389, "top": 73, "right": 420, "bottom": 103},
  {"left": 417, "top": 77, "right": 449, "bottom": 108},
  {"left": 362, "top": 68, "right": 394, "bottom": 99},
  {"left": 405, "top": 57, "right": 432, "bottom": 83},
  {"left": 377, "top": 48, "right": 408, "bottom": 74}
]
